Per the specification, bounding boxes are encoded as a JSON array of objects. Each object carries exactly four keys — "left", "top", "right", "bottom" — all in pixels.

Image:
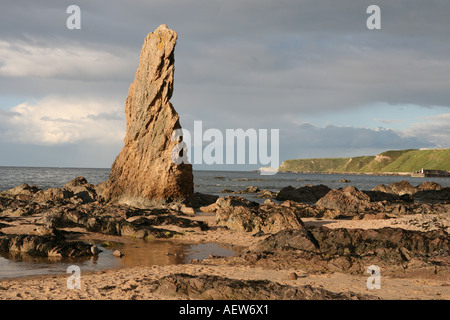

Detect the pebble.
[
  {"left": 91, "top": 245, "right": 99, "bottom": 255},
  {"left": 113, "top": 250, "right": 124, "bottom": 257},
  {"left": 288, "top": 272, "right": 298, "bottom": 280}
]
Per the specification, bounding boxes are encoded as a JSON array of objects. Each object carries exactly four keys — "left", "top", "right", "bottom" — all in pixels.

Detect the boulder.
[
  {"left": 372, "top": 184, "right": 393, "bottom": 194},
  {"left": 374, "top": 181, "right": 417, "bottom": 197},
  {"left": 214, "top": 196, "right": 260, "bottom": 232},
  {"left": 217, "top": 206, "right": 260, "bottom": 232},
  {"left": 257, "top": 190, "right": 278, "bottom": 198},
  {"left": 414, "top": 187, "right": 450, "bottom": 203},
  {"left": 215, "top": 196, "right": 259, "bottom": 209},
  {"left": 193, "top": 192, "right": 219, "bottom": 207},
  {"left": 315, "top": 186, "right": 371, "bottom": 214},
  {"left": 276, "top": 186, "right": 316, "bottom": 203},
  {"left": 36, "top": 188, "right": 74, "bottom": 203},
  {"left": 280, "top": 200, "right": 326, "bottom": 218},
  {"left": 251, "top": 229, "right": 319, "bottom": 253},
  {"left": 215, "top": 196, "right": 305, "bottom": 233},
  {"left": 218, "top": 189, "right": 234, "bottom": 193},
  {"left": 180, "top": 205, "right": 195, "bottom": 215},
  {"left": 387, "top": 180, "right": 417, "bottom": 196},
  {"left": 233, "top": 186, "right": 260, "bottom": 194},
  {"left": 62, "top": 177, "right": 98, "bottom": 203},
  {"left": 416, "top": 181, "right": 442, "bottom": 191},
  {"left": 276, "top": 184, "right": 331, "bottom": 203},
  {"left": 198, "top": 203, "right": 220, "bottom": 213},
  {"left": 0, "top": 184, "right": 41, "bottom": 197},
  {"left": 99, "top": 25, "right": 193, "bottom": 206},
  {"left": 363, "top": 190, "right": 400, "bottom": 202},
  {"left": 257, "top": 202, "right": 305, "bottom": 233}
]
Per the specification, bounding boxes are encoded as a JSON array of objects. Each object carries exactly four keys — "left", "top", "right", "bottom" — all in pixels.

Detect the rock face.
[{"left": 100, "top": 25, "right": 193, "bottom": 206}]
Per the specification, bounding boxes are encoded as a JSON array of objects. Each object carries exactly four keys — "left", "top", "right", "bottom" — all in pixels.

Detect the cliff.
[{"left": 279, "top": 149, "right": 450, "bottom": 174}]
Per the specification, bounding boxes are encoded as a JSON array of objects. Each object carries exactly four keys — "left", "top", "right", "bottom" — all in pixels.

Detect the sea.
[
  {"left": 1, "top": 166, "right": 449, "bottom": 201},
  {"left": 1, "top": 166, "right": 449, "bottom": 279}
]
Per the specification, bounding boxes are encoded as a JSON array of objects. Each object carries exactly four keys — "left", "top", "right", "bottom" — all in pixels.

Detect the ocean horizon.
[{"left": 1, "top": 166, "right": 449, "bottom": 200}]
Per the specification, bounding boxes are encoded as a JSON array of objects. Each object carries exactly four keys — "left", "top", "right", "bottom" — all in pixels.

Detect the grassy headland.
[{"left": 279, "top": 149, "right": 450, "bottom": 174}]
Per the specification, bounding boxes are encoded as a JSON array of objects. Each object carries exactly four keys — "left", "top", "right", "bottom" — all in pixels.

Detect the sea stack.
[{"left": 100, "top": 25, "right": 194, "bottom": 206}]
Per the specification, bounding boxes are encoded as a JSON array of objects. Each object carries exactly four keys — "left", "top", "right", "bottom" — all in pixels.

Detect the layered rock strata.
[{"left": 100, "top": 24, "right": 193, "bottom": 206}]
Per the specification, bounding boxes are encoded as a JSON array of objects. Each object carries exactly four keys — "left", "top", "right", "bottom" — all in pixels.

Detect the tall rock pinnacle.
[{"left": 101, "top": 25, "right": 193, "bottom": 206}]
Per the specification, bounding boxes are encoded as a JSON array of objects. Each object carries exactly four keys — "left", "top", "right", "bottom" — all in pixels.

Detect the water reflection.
[
  {"left": 114, "top": 240, "right": 187, "bottom": 267},
  {"left": 0, "top": 239, "right": 236, "bottom": 279}
]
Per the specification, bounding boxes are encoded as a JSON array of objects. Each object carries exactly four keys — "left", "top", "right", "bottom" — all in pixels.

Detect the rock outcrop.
[
  {"left": 373, "top": 180, "right": 417, "bottom": 196},
  {"left": 248, "top": 226, "right": 449, "bottom": 274},
  {"left": 148, "top": 273, "right": 376, "bottom": 300},
  {"left": 215, "top": 196, "right": 305, "bottom": 233},
  {"left": 276, "top": 184, "right": 331, "bottom": 203},
  {"left": 0, "top": 233, "right": 95, "bottom": 258},
  {"left": 372, "top": 181, "right": 450, "bottom": 203},
  {"left": 0, "top": 176, "right": 208, "bottom": 251},
  {"left": 315, "top": 186, "right": 371, "bottom": 214},
  {"left": 99, "top": 25, "right": 193, "bottom": 206}
]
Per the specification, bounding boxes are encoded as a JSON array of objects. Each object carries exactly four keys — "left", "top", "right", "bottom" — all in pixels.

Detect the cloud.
[
  {"left": 0, "top": 96, "right": 125, "bottom": 145},
  {"left": 280, "top": 122, "right": 426, "bottom": 152},
  {"left": 2, "top": 1, "right": 450, "bottom": 117},
  {"left": 273, "top": 110, "right": 450, "bottom": 162},
  {"left": 180, "top": 115, "right": 436, "bottom": 169},
  {"left": 0, "top": 0, "right": 449, "bottom": 168},
  {"left": 0, "top": 110, "right": 21, "bottom": 117},
  {"left": 0, "top": 39, "right": 136, "bottom": 80},
  {"left": 402, "top": 113, "right": 450, "bottom": 148},
  {"left": 374, "top": 118, "right": 404, "bottom": 125}
]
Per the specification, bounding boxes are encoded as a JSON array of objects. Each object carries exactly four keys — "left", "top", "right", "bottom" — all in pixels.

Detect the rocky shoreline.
[
  {"left": 1, "top": 25, "right": 448, "bottom": 301},
  {"left": 0, "top": 176, "right": 448, "bottom": 300}
]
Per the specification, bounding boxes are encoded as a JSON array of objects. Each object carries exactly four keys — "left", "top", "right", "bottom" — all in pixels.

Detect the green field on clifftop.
[{"left": 279, "top": 149, "right": 450, "bottom": 173}]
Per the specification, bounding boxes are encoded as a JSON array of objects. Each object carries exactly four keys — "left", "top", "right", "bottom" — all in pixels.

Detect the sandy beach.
[{"left": 1, "top": 213, "right": 449, "bottom": 300}]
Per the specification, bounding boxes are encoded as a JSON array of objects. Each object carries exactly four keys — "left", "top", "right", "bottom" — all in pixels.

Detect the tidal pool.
[{"left": 0, "top": 239, "right": 237, "bottom": 279}]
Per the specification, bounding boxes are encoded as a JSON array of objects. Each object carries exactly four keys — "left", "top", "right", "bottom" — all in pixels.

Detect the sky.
[{"left": 0, "top": 0, "right": 449, "bottom": 170}]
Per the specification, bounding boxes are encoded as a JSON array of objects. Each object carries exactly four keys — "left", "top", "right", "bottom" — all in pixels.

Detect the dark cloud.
[
  {"left": 0, "top": 0, "right": 449, "bottom": 167},
  {"left": 276, "top": 122, "right": 430, "bottom": 160},
  {"left": 2, "top": 1, "right": 450, "bottom": 111},
  {"left": 0, "top": 110, "right": 21, "bottom": 117}
]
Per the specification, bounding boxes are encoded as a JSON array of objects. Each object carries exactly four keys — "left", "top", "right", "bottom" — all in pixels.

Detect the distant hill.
[{"left": 278, "top": 149, "right": 450, "bottom": 173}]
